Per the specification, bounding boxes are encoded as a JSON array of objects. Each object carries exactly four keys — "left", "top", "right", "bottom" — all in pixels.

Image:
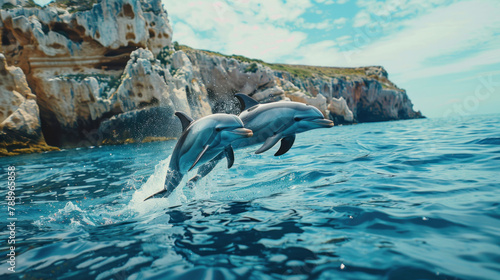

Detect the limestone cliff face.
[
  {"left": 0, "top": 53, "right": 57, "bottom": 156},
  {"left": 179, "top": 50, "right": 286, "bottom": 114},
  {"left": 274, "top": 66, "right": 422, "bottom": 123},
  {"left": 1, "top": 0, "right": 175, "bottom": 147},
  {"left": 0, "top": 0, "right": 423, "bottom": 156}
]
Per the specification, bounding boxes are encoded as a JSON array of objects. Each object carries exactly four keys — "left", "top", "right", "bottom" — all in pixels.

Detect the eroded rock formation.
[
  {"left": 273, "top": 66, "right": 422, "bottom": 123},
  {"left": 173, "top": 47, "right": 422, "bottom": 123},
  {"left": 0, "top": 53, "right": 57, "bottom": 156},
  {"left": 1, "top": 0, "right": 175, "bottom": 148}
]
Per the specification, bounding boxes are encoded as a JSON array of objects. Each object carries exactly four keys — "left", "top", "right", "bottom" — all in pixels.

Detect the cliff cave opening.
[
  {"left": 104, "top": 44, "right": 142, "bottom": 57},
  {"left": 1, "top": 29, "right": 16, "bottom": 46},
  {"left": 39, "top": 110, "right": 63, "bottom": 147},
  {"left": 50, "top": 22, "right": 83, "bottom": 43}
]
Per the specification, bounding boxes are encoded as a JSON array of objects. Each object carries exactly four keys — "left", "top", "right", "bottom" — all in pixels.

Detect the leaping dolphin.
[
  {"left": 189, "top": 93, "right": 334, "bottom": 183},
  {"left": 144, "top": 112, "right": 253, "bottom": 200}
]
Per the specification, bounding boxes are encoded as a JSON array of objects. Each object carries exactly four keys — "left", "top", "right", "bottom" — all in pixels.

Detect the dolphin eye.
[
  {"left": 215, "top": 127, "right": 222, "bottom": 132},
  {"left": 294, "top": 117, "right": 301, "bottom": 122}
]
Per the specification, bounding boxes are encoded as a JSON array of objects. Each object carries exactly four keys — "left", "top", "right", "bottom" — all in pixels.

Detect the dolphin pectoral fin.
[
  {"left": 255, "top": 134, "right": 282, "bottom": 154},
  {"left": 275, "top": 135, "right": 296, "bottom": 156},
  {"left": 225, "top": 146, "right": 235, "bottom": 169},
  {"left": 175, "top": 112, "right": 194, "bottom": 131},
  {"left": 189, "top": 145, "right": 210, "bottom": 171},
  {"left": 235, "top": 93, "right": 259, "bottom": 111}
]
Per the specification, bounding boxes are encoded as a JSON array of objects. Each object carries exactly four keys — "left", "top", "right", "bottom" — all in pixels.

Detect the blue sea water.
[{"left": 0, "top": 114, "right": 500, "bottom": 280}]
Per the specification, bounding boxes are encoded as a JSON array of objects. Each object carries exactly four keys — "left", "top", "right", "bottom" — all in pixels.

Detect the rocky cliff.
[
  {"left": 175, "top": 46, "right": 422, "bottom": 124},
  {"left": 0, "top": 53, "right": 58, "bottom": 156},
  {"left": 0, "top": 0, "right": 423, "bottom": 156}
]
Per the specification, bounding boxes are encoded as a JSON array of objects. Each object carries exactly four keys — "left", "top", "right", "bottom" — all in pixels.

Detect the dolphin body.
[
  {"left": 189, "top": 93, "right": 334, "bottom": 183},
  {"left": 144, "top": 112, "right": 253, "bottom": 200}
]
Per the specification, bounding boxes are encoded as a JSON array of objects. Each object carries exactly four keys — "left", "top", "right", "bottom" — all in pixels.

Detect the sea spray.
[{"left": 128, "top": 156, "right": 190, "bottom": 217}]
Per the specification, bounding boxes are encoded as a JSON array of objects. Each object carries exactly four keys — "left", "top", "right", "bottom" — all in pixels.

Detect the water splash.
[
  {"left": 127, "top": 156, "right": 197, "bottom": 218},
  {"left": 33, "top": 201, "right": 96, "bottom": 228}
]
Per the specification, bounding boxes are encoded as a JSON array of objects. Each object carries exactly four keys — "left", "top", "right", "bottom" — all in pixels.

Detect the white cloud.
[
  {"left": 294, "top": 0, "right": 500, "bottom": 84},
  {"left": 333, "top": 17, "right": 348, "bottom": 27},
  {"left": 353, "top": 10, "right": 371, "bottom": 27},
  {"left": 163, "top": 0, "right": 310, "bottom": 62},
  {"left": 298, "top": 17, "right": 347, "bottom": 30},
  {"left": 290, "top": 40, "right": 339, "bottom": 64},
  {"left": 336, "top": 35, "right": 353, "bottom": 46},
  {"left": 224, "top": 0, "right": 313, "bottom": 26},
  {"left": 353, "top": 0, "right": 454, "bottom": 27},
  {"left": 314, "top": 0, "right": 336, "bottom": 4},
  {"left": 315, "top": 0, "right": 347, "bottom": 4}
]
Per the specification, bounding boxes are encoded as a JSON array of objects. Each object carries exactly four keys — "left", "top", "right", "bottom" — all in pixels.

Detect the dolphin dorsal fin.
[
  {"left": 235, "top": 93, "right": 259, "bottom": 111},
  {"left": 175, "top": 112, "right": 194, "bottom": 131}
]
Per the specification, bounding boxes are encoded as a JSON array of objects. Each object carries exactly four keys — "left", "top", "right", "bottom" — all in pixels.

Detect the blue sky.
[{"left": 34, "top": 0, "right": 500, "bottom": 118}]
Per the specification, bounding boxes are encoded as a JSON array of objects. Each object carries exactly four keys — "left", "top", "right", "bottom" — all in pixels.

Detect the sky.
[{"left": 34, "top": 0, "right": 500, "bottom": 118}]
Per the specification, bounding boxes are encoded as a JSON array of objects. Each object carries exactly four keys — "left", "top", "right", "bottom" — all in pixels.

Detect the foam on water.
[
  {"left": 126, "top": 156, "right": 229, "bottom": 216},
  {"left": 127, "top": 157, "right": 175, "bottom": 215}
]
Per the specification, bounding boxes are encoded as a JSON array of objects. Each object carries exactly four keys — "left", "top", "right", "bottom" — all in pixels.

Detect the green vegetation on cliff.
[
  {"left": 2, "top": 0, "right": 39, "bottom": 9},
  {"left": 50, "top": 0, "right": 98, "bottom": 13},
  {"left": 173, "top": 43, "right": 396, "bottom": 89}
]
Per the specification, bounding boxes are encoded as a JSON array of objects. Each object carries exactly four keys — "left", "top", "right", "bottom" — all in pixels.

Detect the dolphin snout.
[
  {"left": 309, "top": 118, "right": 334, "bottom": 127},
  {"left": 230, "top": 128, "right": 254, "bottom": 137}
]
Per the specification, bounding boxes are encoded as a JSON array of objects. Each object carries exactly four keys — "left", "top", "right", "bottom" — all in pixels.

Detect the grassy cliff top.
[
  {"left": 2, "top": 0, "right": 39, "bottom": 9},
  {"left": 48, "top": 0, "right": 98, "bottom": 13},
  {"left": 174, "top": 43, "right": 398, "bottom": 89}
]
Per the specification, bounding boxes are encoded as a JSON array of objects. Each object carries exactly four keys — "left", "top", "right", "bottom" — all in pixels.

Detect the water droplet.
[{"left": 340, "top": 263, "right": 345, "bottom": 270}]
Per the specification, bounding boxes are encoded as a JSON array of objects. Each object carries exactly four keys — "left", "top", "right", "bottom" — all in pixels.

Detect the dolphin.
[
  {"left": 144, "top": 112, "right": 253, "bottom": 200},
  {"left": 189, "top": 93, "right": 334, "bottom": 183}
]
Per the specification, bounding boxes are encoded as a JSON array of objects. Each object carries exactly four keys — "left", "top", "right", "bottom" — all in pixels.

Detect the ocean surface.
[{"left": 1, "top": 114, "right": 499, "bottom": 280}]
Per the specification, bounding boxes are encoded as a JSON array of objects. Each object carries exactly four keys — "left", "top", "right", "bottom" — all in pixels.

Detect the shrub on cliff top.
[
  {"left": 245, "top": 63, "right": 259, "bottom": 73},
  {"left": 52, "top": 0, "right": 97, "bottom": 13},
  {"left": 157, "top": 46, "right": 173, "bottom": 66},
  {"left": 171, "top": 43, "right": 395, "bottom": 85},
  {"left": 1, "top": 0, "right": 39, "bottom": 9},
  {"left": 24, "top": 0, "right": 39, "bottom": 7},
  {"left": 2, "top": 3, "right": 16, "bottom": 9}
]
